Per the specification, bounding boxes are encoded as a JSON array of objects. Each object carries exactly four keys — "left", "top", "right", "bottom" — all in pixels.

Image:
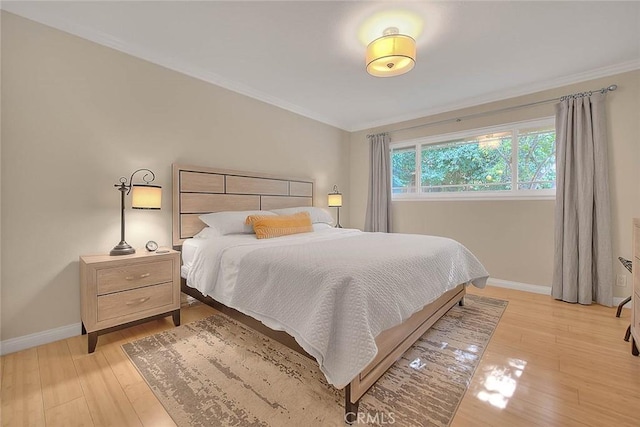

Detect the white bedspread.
[{"left": 186, "top": 228, "right": 489, "bottom": 388}]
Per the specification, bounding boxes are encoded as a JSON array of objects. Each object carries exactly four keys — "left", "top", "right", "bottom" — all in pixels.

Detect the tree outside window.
[{"left": 391, "top": 119, "right": 555, "bottom": 200}]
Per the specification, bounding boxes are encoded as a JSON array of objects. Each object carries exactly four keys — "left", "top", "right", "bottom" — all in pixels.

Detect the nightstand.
[{"left": 80, "top": 249, "right": 181, "bottom": 353}]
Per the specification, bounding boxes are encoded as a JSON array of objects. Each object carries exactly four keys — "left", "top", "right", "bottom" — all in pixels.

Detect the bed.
[{"left": 172, "top": 163, "right": 489, "bottom": 422}]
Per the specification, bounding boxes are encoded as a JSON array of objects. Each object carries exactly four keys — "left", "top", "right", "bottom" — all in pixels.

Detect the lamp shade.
[
  {"left": 131, "top": 184, "right": 162, "bottom": 209},
  {"left": 328, "top": 193, "right": 343, "bottom": 207},
  {"left": 366, "top": 31, "right": 416, "bottom": 77}
]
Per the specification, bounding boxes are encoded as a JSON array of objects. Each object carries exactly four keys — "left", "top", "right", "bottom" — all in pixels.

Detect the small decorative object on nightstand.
[
  {"left": 80, "top": 249, "right": 180, "bottom": 353},
  {"left": 145, "top": 240, "right": 158, "bottom": 252}
]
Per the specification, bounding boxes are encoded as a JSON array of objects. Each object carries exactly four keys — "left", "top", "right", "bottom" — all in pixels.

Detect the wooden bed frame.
[{"left": 172, "top": 163, "right": 466, "bottom": 422}]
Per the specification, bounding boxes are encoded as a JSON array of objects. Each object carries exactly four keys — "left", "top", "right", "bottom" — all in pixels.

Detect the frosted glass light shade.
[
  {"left": 131, "top": 184, "right": 162, "bottom": 209},
  {"left": 366, "top": 33, "right": 416, "bottom": 77}
]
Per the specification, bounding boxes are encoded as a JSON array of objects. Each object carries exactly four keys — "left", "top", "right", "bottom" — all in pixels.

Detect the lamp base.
[{"left": 110, "top": 241, "right": 135, "bottom": 256}]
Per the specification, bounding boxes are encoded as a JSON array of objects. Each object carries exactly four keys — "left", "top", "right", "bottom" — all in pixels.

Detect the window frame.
[{"left": 391, "top": 117, "right": 556, "bottom": 202}]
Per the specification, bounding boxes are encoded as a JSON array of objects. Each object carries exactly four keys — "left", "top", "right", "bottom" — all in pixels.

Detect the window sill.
[{"left": 392, "top": 192, "right": 555, "bottom": 202}]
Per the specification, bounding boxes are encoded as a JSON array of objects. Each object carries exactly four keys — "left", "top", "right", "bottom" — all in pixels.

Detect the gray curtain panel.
[
  {"left": 365, "top": 133, "right": 392, "bottom": 232},
  {"left": 552, "top": 92, "right": 613, "bottom": 306}
]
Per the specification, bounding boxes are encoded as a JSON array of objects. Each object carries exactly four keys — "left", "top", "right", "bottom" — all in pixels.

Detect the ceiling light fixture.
[{"left": 366, "top": 27, "right": 416, "bottom": 77}]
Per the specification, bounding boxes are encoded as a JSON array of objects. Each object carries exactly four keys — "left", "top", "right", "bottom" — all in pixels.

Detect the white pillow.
[
  {"left": 193, "top": 227, "right": 220, "bottom": 239},
  {"left": 270, "top": 207, "right": 334, "bottom": 225},
  {"left": 312, "top": 223, "right": 333, "bottom": 231},
  {"left": 198, "top": 210, "right": 276, "bottom": 235}
]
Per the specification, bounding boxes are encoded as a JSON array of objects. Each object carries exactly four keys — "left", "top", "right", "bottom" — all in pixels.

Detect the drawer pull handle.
[
  {"left": 125, "top": 273, "right": 151, "bottom": 281},
  {"left": 126, "top": 297, "right": 151, "bottom": 306}
]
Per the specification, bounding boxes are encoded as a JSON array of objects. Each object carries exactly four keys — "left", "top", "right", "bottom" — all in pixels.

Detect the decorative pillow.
[
  {"left": 199, "top": 210, "right": 276, "bottom": 235},
  {"left": 251, "top": 212, "right": 313, "bottom": 239},
  {"left": 245, "top": 213, "right": 278, "bottom": 227},
  {"left": 270, "top": 206, "right": 334, "bottom": 225}
]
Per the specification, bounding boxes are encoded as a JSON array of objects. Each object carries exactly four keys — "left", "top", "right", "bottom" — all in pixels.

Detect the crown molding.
[{"left": 351, "top": 59, "right": 640, "bottom": 132}]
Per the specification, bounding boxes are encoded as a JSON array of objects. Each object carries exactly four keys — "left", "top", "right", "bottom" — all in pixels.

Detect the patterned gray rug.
[{"left": 123, "top": 294, "right": 506, "bottom": 426}]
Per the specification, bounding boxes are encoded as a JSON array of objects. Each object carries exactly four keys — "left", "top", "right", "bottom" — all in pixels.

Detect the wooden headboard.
[{"left": 172, "top": 164, "right": 314, "bottom": 247}]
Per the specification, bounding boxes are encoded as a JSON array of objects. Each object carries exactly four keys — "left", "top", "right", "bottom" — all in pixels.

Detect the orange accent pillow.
[
  {"left": 248, "top": 212, "right": 313, "bottom": 239},
  {"left": 245, "top": 214, "right": 276, "bottom": 227}
]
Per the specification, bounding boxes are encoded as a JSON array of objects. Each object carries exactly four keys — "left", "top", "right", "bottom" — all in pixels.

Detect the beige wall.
[
  {"left": 350, "top": 70, "right": 640, "bottom": 295},
  {"left": 0, "top": 12, "right": 350, "bottom": 341}
]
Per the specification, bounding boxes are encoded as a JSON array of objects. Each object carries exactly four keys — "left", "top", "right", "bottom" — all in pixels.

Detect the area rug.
[{"left": 123, "top": 294, "right": 506, "bottom": 426}]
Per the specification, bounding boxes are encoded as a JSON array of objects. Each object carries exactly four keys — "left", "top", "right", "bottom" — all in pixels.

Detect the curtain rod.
[{"left": 367, "top": 84, "right": 617, "bottom": 138}]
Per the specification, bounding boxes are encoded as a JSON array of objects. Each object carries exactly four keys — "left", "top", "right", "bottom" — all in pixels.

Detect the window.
[{"left": 391, "top": 118, "right": 556, "bottom": 200}]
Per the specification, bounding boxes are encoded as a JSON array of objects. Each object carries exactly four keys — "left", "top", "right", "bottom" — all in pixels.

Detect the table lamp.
[
  {"left": 328, "top": 185, "right": 343, "bottom": 228},
  {"left": 110, "top": 168, "right": 161, "bottom": 256}
]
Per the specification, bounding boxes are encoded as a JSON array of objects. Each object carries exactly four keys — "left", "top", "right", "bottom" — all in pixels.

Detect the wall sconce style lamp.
[
  {"left": 110, "top": 168, "right": 162, "bottom": 256},
  {"left": 328, "top": 185, "right": 343, "bottom": 228}
]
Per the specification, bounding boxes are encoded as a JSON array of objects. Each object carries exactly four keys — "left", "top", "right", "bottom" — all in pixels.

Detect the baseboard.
[
  {"left": 1, "top": 323, "right": 81, "bottom": 356},
  {"left": 487, "top": 278, "right": 551, "bottom": 295},
  {"left": 487, "top": 277, "right": 631, "bottom": 309}
]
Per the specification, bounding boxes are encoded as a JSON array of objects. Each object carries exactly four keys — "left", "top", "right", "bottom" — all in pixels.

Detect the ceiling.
[{"left": 3, "top": 1, "right": 639, "bottom": 132}]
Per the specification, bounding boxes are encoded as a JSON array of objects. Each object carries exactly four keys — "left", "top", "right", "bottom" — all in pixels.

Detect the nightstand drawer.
[
  {"left": 97, "top": 282, "right": 173, "bottom": 321},
  {"left": 97, "top": 260, "right": 173, "bottom": 295}
]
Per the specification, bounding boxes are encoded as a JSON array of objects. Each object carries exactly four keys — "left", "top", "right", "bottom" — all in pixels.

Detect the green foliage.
[
  {"left": 391, "top": 128, "right": 556, "bottom": 194},
  {"left": 392, "top": 148, "right": 416, "bottom": 191},
  {"left": 517, "top": 130, "right": 556, "bottom": 189},
  {"left": 421, "top": 138, "right": 512, "bottom": 192}
]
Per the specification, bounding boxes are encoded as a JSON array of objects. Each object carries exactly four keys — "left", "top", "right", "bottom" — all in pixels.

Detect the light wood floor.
[{"left": 2, "top": 286, "right": 639, "bottom": 426}]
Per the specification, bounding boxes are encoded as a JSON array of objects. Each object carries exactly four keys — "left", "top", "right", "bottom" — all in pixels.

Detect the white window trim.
[{"left": 391, "top": 117, "right": 556, "bottom": 202}]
